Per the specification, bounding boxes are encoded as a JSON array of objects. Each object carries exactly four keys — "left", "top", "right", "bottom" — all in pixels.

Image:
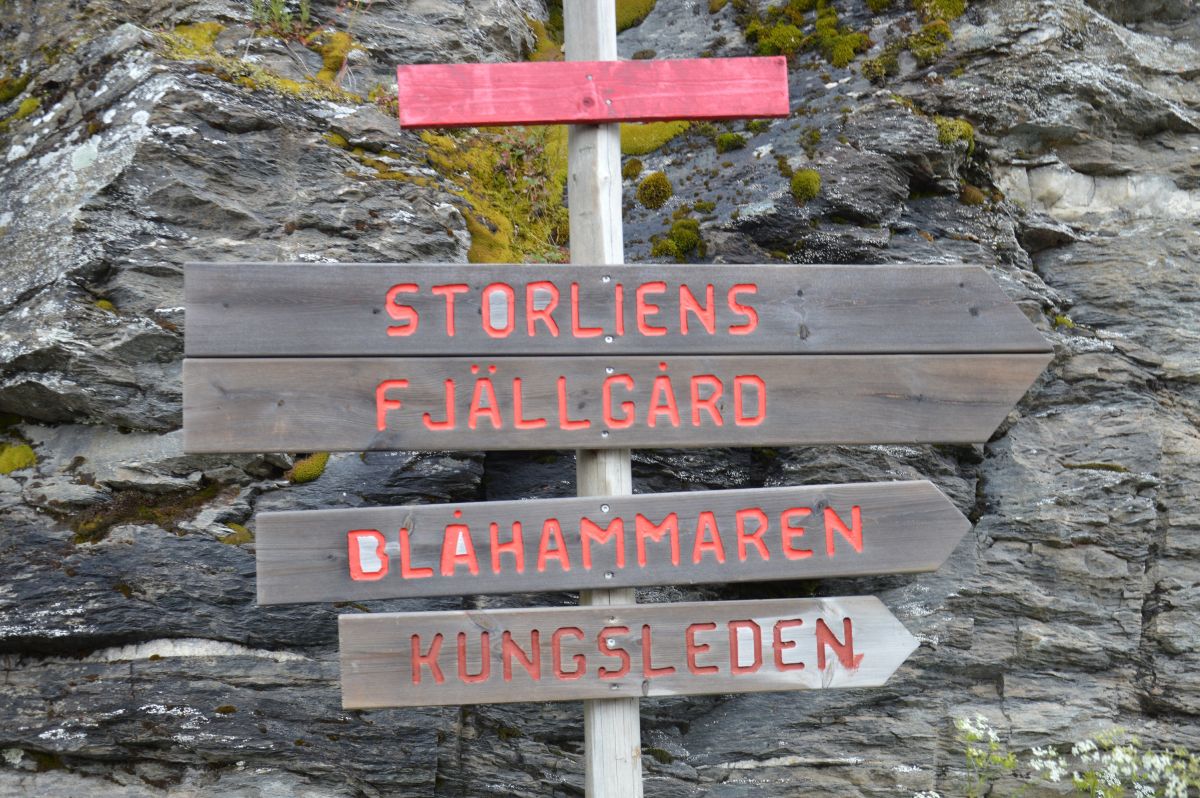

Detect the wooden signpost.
[
  {"left": 256, "top": 481, "right": 971, "bottom": 603},
  {"left": 180, "top": 4, "right": 1051, "bottom": 795},
  {"left": 340, "top": 597, "right": 918, "bottom": 708}
]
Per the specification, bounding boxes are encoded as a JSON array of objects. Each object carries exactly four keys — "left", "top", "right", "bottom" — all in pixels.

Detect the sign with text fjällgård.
[{"left": 182, "top": 263, "right": 1051, "bottom": 453}]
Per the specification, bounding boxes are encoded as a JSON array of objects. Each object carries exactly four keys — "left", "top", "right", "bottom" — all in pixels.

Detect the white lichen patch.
[{"left": 86, "top": 637, "right": 310, "bottom": 663}]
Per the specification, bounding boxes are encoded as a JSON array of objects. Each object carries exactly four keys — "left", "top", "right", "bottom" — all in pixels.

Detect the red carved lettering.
[
  {"left": 648, "top": 365, "right": 681, "bottom": 428},
  {"left": 692, "top": 511, "right": 727, "bottom": 564},
  {"left": 423, "top": 379, "right": 456, "bottom": 430},
  {"left": 385, "top": 283, "right": 418, "bottom": 336},
  {"left": 824, "top": 506, "right": 863, "bottom": 557},
  {"left": 557, "top": 376, "right": 591, "bottom": 430},
  {"left": 685, "top": 622, "right": 719, "bottom": 675},
  {"left": 733, "top": 375, "right": 766, "bottom": 426},
  {"left": 376, "top": 379, "right": 409, "bottom": 431},
  {"left": 781, "top": 508, "right": 814, "bottom": 560},
  {"left": 536, "top": 519, "right": 571, "bottom": 572},
  {"left": 440, "top": 523, "right": 479, "bottom": 576},
  {"left": 597, "top": 626, "right": 631, "bottom": 679},
  {"left": 581, "top": 517, "right": 625, "bottom": 570},
  {"left": 602, "top": 374, "right": 635, "bottom": 429},
  {"left": 636, "top": 281, "right": 668, "bottom": 336},
  {"left": 736, "top": 507, "right": 770, "bottom": 562},
  {"left": 728, "top": 284, "right": 759, "bottom": 334},
  {"left": 690, "top": 374, "right": 724, "bottom": 426},
  {"left": 773, "top": 619, "right": 806, "bottom": 672},
  {"left": 431, "top": 283, "right": 469, "bottom": 336},
  {"left": 490, "top": 521, "right": 524, "bottom": 574},
  {"left": 411, "top": 633, "right": 444, "bottom": 685},
  {"left": 728, "top": 620, "right": 763, "bottom": 675},
  {"left": 614, "top": 283, "right": 625, "bottom": 336},
  {"left": 816, "top": 617, "right": 863, "bottom": 670},
  {"left": 481, "top": 282, "right": 515, "bottom": 339},
  {"left": 457, "top": 631, "right": 490, "bottom": 684},
  {"left": 398, "top": 527, "right": 434, "bottom": 579},
  {"left": 679, "top": 284, "right": 716, "bottom": 335},
  {"left": 501, "top": 630, "right": 541, "bottom": 682},
  {"left": 570, "top": 283, "right": 603, "bottom": 338},
  {"left": 526, "top": 280, "right": 560, "bottom": 337},
  {"left": 468, "top": 376, "right": 502, "bottom": 430},
  {"left": 635, "top": 513, "right": 679, "bottom": 567},
  {"left": 512, "top": 377, "right": 547, "bottom": 430},
  {"left": 641, "top": 625, "right": 676, "bottom": 677},
  {"left": 552, "top": 627, "right": 585, "bottom": 680},
  {"left": 347, "top": 529, "right": 388, "bottom": 581}
]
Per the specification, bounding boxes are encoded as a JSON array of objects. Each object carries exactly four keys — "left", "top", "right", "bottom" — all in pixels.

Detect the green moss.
[
  {"left": 915, "top": 0, "right": 966, "bottom": 22},
  {"left": 622, "top": 157, "right": 643, "bottom": 180},
  {"left": 802, "top": 126, "right": 821, "bottom": 158},
  {"left": 866, "top": 0, "right": 893, "bottom": 10},
  {"left": 287, "top": 452, "right": 329, "bottom": 483},
  {"left": 652, "top": 217, "right": 704, "bottom": 262},
  {"left": 934, "top": 115, "right": 975, "bottom": 154},
  {"left": 693, "top": 200, "right": 716, "bottom": 213},
  {"left": 645, "top": 747, "right": 675, "bottom": 764},
  {"left": 861, "top": 39, "right": 903, "bottom": 83},
  {"left": 812, "top": 3, "right": 870, "bottom": 68},
  {"left": 709, "top": 0, "right": 728, "bottom": 11},
  {"left": 745, "top": 119, "right": 771, "bottom": 135},
  {"left": 620, "top": 121, "right": 690, "bottom": 156},
  {"left": 790, "top": 168, "right": 821, "bottom": 203},
  {"left": 908, "top": 19, "right": 952, "bottom": 64},
  {"left": 959, "top": 182, "right": 985, "bottom": 205},
  {"left": 715, "top": 132, "right": 746, "bottom": 153},
  {"left": 631, "top": 49, "right": 657, "bottom": 60},
  {"left": 0, "top": 73, "right": 31, "bottom": 104},
  {"left": 71, "top": 482, "right": 224, "bottom": 544},
  {"left": 166, "top": 22, "right": 224, "bottom": 57},
  {"left": 0, "top": 444, "right": 36, "bottom": 475},
  {"left": 215, "top": 705, "right": 238, "bottom": 714},
  {"left": 312, "top": 31, "right": 358, "bottom": 85},
  {"left": 1060, "top": 461, "right": 1129, "bottom": 473},
  {"left": 616, "top": 0, "right": 657, "bottom": 31},
  {"left": 94, "top": 299, "right": 117, "bottom": 313},
  {"left": 636, "top": 171, "right": 673, "bottom": 209},
  {"left": 775, "top": 154, "right": 793, "bottom": 178},
  {"left": 1053, "top": 314, "right": 1075, "bottom": 329},
  {"left": 420, "top": 126, "right": 569, "bottom": 263},
  {"left": 497, "top": 724, "right": 525, "bottom": 741},
  {"left": 526, "top": 17, "right": 562, "bottom": 62},
  {"left": 219, "top": 522, "right": 254, "bottom": 545},
  {"left": 755, "top": 22, "right": 805, "bottom": 56}
]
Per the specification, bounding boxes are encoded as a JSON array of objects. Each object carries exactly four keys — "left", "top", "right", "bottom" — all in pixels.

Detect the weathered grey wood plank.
[
  {"left": 339, "top": 596, "right": 918, "bottom": 708},
  {"left": 183, "top": 263, "right": 1051, "bottom": 357},
  {"left": 257, "top": 481, "right": 969, "bottom": 604},
  {"left": 182, "top": 353, "right": 1051, "bottom": 453}
]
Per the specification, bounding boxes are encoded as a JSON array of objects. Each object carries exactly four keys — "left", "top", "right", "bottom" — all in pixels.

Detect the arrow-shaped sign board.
[
  {"left": 394, "top": 57, "right": 790, "bottom": 128},
  {"left": 181, "top": 263, "right": 1050, "bottom": 453},
  {"left": 339, "top": 596, "right": 918, "bottom": 708},
  {"left": 256, "top": 481, "right": 969, "bottom": 604}
]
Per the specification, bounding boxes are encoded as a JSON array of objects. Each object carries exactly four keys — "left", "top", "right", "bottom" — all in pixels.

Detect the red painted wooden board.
[{"left": 395, "top": 57, "right": 789, "bottom": 128}]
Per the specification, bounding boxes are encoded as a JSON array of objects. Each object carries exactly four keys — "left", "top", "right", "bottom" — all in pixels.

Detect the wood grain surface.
[
  {"left": 339, "top": 596, "right": 919, "bottom": 707},
  {"left": 395, "top": 57, "right": 789, "bottom": 128},
  {"left": 183, "top": 263, "right": 1052, "bottom": 357},
  {"left": 256, "top": 481, "right": 969, "bottom": 604},
  {"left": 182, "top": 353, "right": 1051, "bottom": 453}
]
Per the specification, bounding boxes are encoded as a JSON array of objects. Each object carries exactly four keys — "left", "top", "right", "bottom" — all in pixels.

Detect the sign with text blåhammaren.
[
  {"left": 256, "top": 481, "right": 969, "bottom": 604},
  {"left": 339, "top": 597, "right": 917, "bottom": 708},
  {"left": 182, "top": 263, "right": 1051, "bottom": 453}
]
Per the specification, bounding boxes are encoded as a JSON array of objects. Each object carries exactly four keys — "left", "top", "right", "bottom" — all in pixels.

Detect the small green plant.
[
  {"left": 935, "top": 115, "right": 975, "bottom": 154},
  {"left": 790, "top": 168, "right": 821, "bottom": 203},
  {"left": 621, "top": 158, "right": 643, "bottom": 180},
  {"left": 909, "top": 19, "right": 952, "bottom": 64},
  {"left": 287, "top": 451, "right": 330, "bottom": 483},
  {"left": 636, "top": 171, "right": 673, "bottom": 209},
  {"left": 715, "top": 132, "right": 746, "bottom": 153},
  {"left": 250, "top": 0, "right": 314, "bottom": 36},
  {"left": 745, "top": 119, "right": 771, "bottom": 135},
  {"left": 0, "top": 443, "right": 36, "bottom": 475},
  {"left": 651, "top": 217, "right": 704, "bottom": 262}
]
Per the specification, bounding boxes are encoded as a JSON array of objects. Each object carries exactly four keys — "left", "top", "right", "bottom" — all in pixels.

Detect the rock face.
[{"left": 1, "top": 0, "right": 1198, "bottom": 796}]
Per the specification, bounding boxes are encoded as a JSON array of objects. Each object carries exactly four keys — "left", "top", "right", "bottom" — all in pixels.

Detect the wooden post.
[{"left": 564, "top": 2, "right": 643, "bottom": 796}]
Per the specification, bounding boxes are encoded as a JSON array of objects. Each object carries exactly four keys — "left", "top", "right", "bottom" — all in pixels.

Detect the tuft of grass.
[
  {"left": 287, "top": 452, "right": 330, "bottom": 484},
  {"left": 959, "top": 183, "right": 985, "bottom": 205},
  {"left": 620, "top": 121, "right": 690, "bottom": 156},
  {"left": 790, "top": 169, "right": 821, "bottom": 203},
  {"left": 0, "top": 444, "right": 36, "bottom": 475},
  {"left": 616, "top": 0, "right": 657, "bottom": 31},
  {"left": 636, "top": 171, "right": 673, "bottom": 209}
]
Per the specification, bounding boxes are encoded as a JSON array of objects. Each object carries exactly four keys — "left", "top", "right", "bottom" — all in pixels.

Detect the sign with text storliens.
[
  {"left": 181, "top": 263, "right": 1050, "bottom": 454},
  {"left": 339, "top": 597, "right": 918, "bottom": 708},
  {"left": 256, "top": 481, "right": 969, "bottom": 604}
]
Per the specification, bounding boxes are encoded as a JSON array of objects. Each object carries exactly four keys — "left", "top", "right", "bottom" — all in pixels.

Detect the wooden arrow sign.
[
  {"left": 181, "top": 263, "right": 1050, "bottom": 453},
  {"left": 339, "top": 596, "right": 919, "bottom": 708},
  {"left": 256, "top": 481, "right": 968, "bottom": 604},
  {"left": 395, "top": 57, "right": 789, "bottom": 128}
]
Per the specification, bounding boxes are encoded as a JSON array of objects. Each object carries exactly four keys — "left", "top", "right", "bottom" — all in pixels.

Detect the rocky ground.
[{"left": 1, "top": 0, "right": 1197, "bottom": 795}]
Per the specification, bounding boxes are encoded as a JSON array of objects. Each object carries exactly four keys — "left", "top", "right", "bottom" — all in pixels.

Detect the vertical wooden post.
[{"left": 564, "top": 3, "right": 643, "bottom": 797}]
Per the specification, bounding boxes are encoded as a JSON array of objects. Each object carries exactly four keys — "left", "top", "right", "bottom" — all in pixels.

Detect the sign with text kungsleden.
[{"left": 182, "top": 262, "right": 1051, "bottom": 453}]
